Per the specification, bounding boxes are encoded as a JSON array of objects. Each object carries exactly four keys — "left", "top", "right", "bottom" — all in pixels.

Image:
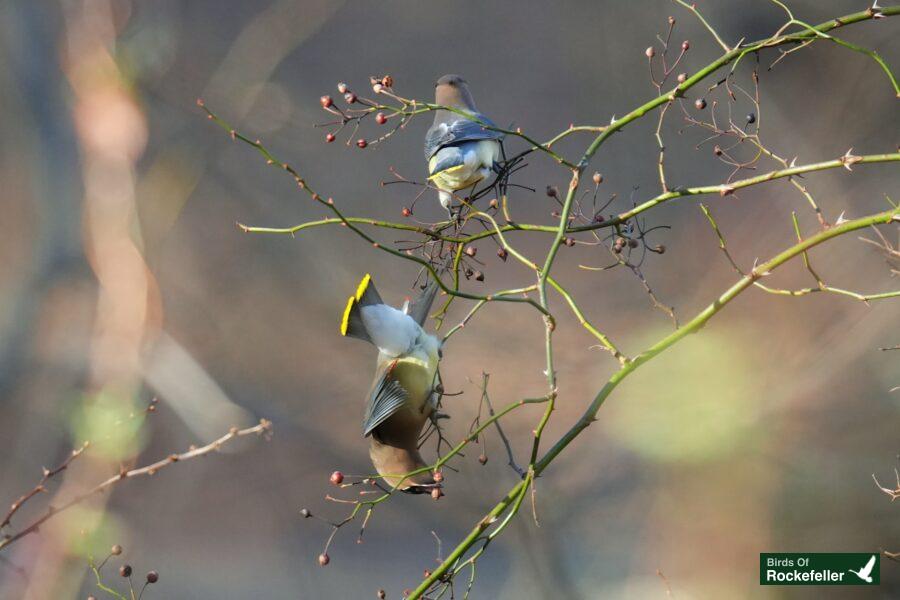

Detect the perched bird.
[
  {"left": 425, "top": 74, "right": 503, "bottom": 219},
  {"left": 341, "top": 274, "right": 442, "bottom": 493}
]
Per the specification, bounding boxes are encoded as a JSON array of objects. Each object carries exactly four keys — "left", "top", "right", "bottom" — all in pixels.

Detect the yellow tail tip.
[
  {"left": 340, "top": 295, "right": 355, "bottom": 336},
  {"left": 355, "top": 273, "right": 372, "bottom": 301}
]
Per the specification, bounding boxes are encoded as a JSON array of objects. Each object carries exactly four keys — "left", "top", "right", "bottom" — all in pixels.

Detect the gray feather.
[
  {"left": 363, "top": 367, "right": 408, "bottom": 437},
  {"left": 424, "top": 115, "right": 503, "bottom": 160},
  {"left": 428, "top": 146, "right": 466, "bottom": 175},
  {"left": 407, "top": 279, "right": 439, "bottom": 327}
]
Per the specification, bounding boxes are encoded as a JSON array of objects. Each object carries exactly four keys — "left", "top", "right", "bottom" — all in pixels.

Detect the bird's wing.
[
  {"left": 427, "top": 145, "right": 467, "bottom": 177},
  {"left": 363, "top": 360, "right": 409, "bottom": 437},
  {"left": 424, "top": 113, "right": 503, "bottom": 160},
  {"left": 406, "top": 278, "right": 439, "bottom": 327},
  {"left": 861, "top": 555, "right": 876, "bottom": 576}
]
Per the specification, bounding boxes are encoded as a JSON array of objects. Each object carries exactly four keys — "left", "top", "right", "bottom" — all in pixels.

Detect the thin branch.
[{"left": 0, "top": 420, "right": 272, "bottom": 552}]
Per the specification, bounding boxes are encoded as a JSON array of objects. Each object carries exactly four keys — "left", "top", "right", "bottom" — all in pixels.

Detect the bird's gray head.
[{"left": 434, "top": 74, "right": 477, "bottom": 112}]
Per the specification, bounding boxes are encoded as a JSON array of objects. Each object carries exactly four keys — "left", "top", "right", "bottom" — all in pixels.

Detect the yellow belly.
[{"left": 429, "top": 164, "right": 487, "bottom": 192}]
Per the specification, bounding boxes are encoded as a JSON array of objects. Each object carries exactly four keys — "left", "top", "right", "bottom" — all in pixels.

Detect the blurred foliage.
[
  {"left": 607, "top": 326, "right": 762, "bottom": 464},
  {"left": 70, "top": 389, "right": 148, "bottom": 461}
]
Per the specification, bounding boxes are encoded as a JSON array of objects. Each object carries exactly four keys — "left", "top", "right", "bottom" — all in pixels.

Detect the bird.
[
  {"left": 847, "top": 555, "right": 876, "bottom": 583},
  {"left": 341, "top": 273, "right": 442, "bottom": 493},
  {"left": 425, "top": 74, "right": 504, "bottom": 220}
]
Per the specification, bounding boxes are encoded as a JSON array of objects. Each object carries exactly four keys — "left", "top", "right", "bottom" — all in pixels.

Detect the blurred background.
[{"left": 0, "top": 0, "right": 897, "bottom": 598}]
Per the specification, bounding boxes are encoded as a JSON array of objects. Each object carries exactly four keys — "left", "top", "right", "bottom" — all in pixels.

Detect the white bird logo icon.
[{"left": 847, "top": 555, "right": 876, "bottom": 583}]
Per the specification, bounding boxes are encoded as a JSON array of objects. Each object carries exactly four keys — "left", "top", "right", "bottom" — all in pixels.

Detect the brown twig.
[{"left": 0, "top": 420, "right": 272, "bottom": 552}]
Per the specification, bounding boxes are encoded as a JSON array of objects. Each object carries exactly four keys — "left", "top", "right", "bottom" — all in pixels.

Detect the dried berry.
[
  {"left": 464, "top": 246, "right": 477, "bottom": 257},
  {"left": 628, "top": 238, "right": 639, "bottom": 248},
  {"left": 497, "top": 248, "right": 508, "bottom": 261},
  {"left": 381, "top": 75, "right": 393, "bottom": 87},
  {"left": 401, "top": 207, "right": 412, "bottom": 217},
  {"left": 694, "top": 98, "right": 707, "bottom": 110},
  {"left": 330, "top": 471, "right": 344, "bottom": 486},
  {"left": 300, "top": 508, "right": 311, "bottom": 518},
  {"left": 318, "top": 553, "right": 330, "bottom": 566},
  {"left": 433, "top": 471, "right": 444, "bottom": 483},
  {"left": 377, "top": 591, "right": 387, "bottom": 600},
  {"left": 146, "top": 571, "right": 159, "bottom": 584},
  {"left": 320, "top": 95, "right": 333, "bottom": 109},
  {"left": 645, "top": 46, "right": 655, "bottom": 58},
  {"left": 489, "top": 198, "right": 499, "bottom": 209},
  {"left": 372, "top": 83, "right": 384, "bottom": 94},
  {"left": 656, "top": 244, "right": 666, "bottom": 254},
  {"left": 746, "top": 112, "right": 756, "bottom": 124},
  {"left": 119, "top": 565, "right": 132, "bottom": 578},
  {"left": 344, "top": 92, "right": 357, "bottom": 104},
  {"left": 473, "top": 270, "right": 484, "bottom": 282},
  {"left": 677, "top": 73, "right": 687, "bottom": 83},
  {"left": 478, "top": 454, "right": 488, "bottom": 465},
  {"left": 564, "top": 237, "right": 576, "bottom": 247},
  {"left": 337, "top": 82, "right": 349, "bottom": 94},
  {"left": 714, "top": 145, "right": 723, "bottom": 156},
  {"left": 546, "top": 185, "right": 559, "bottom": 198},
  {"left": 681, "top": 40, "right": 690, "bottom": 51},
  {"left": 431, "top": 487, "right": 443, "bottom": 501},
  {"left": 111, "top": 544, "right": 123, "bottom": 556},
  {"left": 592, "top": 172, "right": 603, "bottom": 185},
  {"left": 593, "top": 214, "right": 605, "bottom": 223}
]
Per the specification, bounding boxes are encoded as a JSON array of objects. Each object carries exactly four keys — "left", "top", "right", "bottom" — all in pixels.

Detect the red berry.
[
  {"left": 381, "top": 75, "right": 393, "bottom": 87},
  {"left": 119, "top": 565, "right": 132, "bottom": 578},
  {"left": 318, "top": 553, "right": 330, "bottom": 566},
  {"left": 330, "top": 471, "right": 344, "bottom": 485},
  {"left": 375, "top": 112, "right": 387, "bottom": 125},
  {"left": 320, "top": 95, "right": 333, "bottom": 109},
  {"left": 401, "top": 207, "right": 411, "bottom": 217},
  {"left": 681, "top": 40, "right": 690, "bottom": 51},
  {"left": 325, "top": 133, "right": 336, "bottom": 143},
  {"left": 146, "top": 571, "right": 159, "bottom": 584},
  {"left": 356, "top": 139, "right": 367, "bottom": 149}
]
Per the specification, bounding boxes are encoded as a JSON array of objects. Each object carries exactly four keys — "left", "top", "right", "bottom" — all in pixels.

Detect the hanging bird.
[
  {"left": 341, "top": 274, "right": 442, "bottom": 493},
  {"left": 425, "top": 74, "right": 504, "bottom": 219}
]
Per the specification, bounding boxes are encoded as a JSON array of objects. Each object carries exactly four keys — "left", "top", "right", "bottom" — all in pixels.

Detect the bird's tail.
[{"left": 340, "top": 273, "right": 383, "bottom": 342}]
